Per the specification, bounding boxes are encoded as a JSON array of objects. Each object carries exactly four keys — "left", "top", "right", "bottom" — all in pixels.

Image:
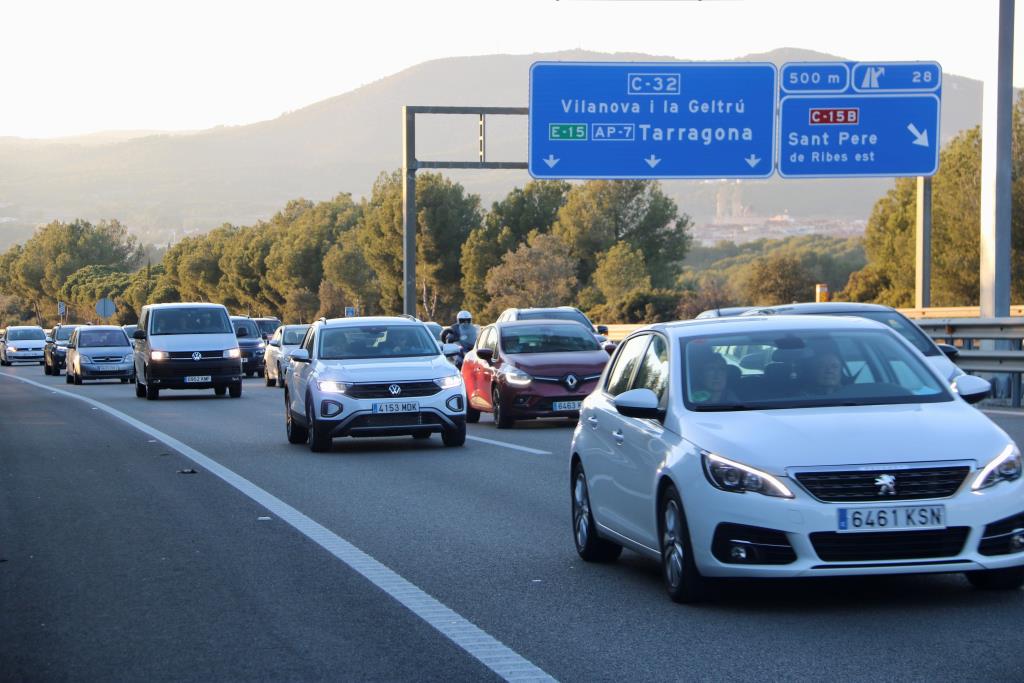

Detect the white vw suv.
[
  {"left": 284, "top": 316, "right": 467, "bottom": 451},
  {"left": 570, "top": 315, "right": 1024, "bottom": 602}
]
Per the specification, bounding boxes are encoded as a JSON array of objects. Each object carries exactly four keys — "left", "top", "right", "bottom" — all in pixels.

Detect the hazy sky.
[{"left": 1, "top": 0, "right": 1019, "bottom": 138}]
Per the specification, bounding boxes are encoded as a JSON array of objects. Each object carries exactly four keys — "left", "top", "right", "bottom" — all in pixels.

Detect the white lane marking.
[
  {"left": 467, "top": 435, "right": 551, "bottom": 455},
  {"left": 984, "top": 409, "right": 1024, "bottom": 418},
  {"left": 4, "top": 374, "right": 555, "bottom": 683}
]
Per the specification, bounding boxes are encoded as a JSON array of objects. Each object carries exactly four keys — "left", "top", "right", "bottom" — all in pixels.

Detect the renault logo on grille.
[
  {"left": 875, "top": 474, "right": 897, "bottom": 496},
  {"left": 388, "top": 384, "right": 402, "bottom": 396},
  {"left": 564, "top": 373, "right": 579, "bottom": 391},
  {"left": 192, "top": 352, "right": 202, "bottom": 361}
]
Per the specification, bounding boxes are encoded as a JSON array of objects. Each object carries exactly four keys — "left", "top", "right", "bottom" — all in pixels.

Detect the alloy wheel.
[
  {"left": 662, "top": 499, "right": 686, "bottom": 591},
  {"left": 573, "top": 472, "right": 591, "bottom": 550}
]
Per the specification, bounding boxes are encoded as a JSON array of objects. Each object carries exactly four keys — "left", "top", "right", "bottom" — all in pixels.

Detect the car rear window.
[
  {"left": 151, "top": 308, "right": 232, "bottom": 335},
  {"left": 283, "top": 326, "right": 309, "bottom": 345},
  {"left": 79, "top": 330, "right": 130, "bottom": 347},
  {"left": 501, "top": 324, "right": 601, "bottom": 353}
]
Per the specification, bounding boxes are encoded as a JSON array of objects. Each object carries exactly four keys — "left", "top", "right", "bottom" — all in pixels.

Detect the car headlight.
[
  {"left": 224, "top": 348, "right": 241, "bottom": 359},
  {"left": 122, "top": 354, "right": 133, "bottom": 362},
  {"left": 79, "top": 355, "right": 92, "bottom": 363},
  {"left": 702, "top": 452, "right": 794, "bottom": 498},
  {"left": 435, "top": 374, "right": 462, "bottom": 389},
  {"left": 972, "top": 444, "right": 1022, "bottom": 491},
  {"left": 317, "top": 380, "right": 350, "bottom": 394},
  {"left": 150, "top": 350, "right": 169, "bottom": 361},
  {"left": 499, "top": 365, "right": 532, "bottom": 387},
  {"left": 7, "top": 346, "right": 18, "bottom": 352},
  {"left": 257, "top": 341, "right": 266, "bottom": 349}
]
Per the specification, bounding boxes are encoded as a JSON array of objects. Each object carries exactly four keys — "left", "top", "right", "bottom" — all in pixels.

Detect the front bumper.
[
  {"left": 147, "top": 358, "right": 242, "bottom": 389},
  {"left": 677, "top": 460, "right": 1024, "bottom": 578},
  {"left": 80, "top": 362, "right": 134, "bottom": 379},
  {"left": 6, "top": 350, "right": 44, "bottom": 362},
  {"left": 309, "top": 386, "right": 466, "bottom": 438},
  {"left": 498, "top": 380, "right": 597, "bottom": 419}
]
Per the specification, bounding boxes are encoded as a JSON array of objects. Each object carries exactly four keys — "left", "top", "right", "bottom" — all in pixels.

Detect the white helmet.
[{"left": 457, "top": 310, "right": 472, "bottom": 323}]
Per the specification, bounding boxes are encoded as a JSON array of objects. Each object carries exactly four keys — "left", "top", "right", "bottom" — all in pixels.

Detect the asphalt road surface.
[{"left": 3, "top": 363, "right": 1024, "bottom": 682}]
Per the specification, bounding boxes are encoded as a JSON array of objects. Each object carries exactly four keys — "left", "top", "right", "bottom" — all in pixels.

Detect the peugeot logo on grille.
[
  {"left": 388, "top": 384, "right": 402, "bottom": 396},
  {"left": 192, "top": 352, "right": 202, "bottom": 361},
  {"left": 875, "top": 474, "right": 897, "bottom": 496},
  {"left": 564, "top": 373, "right": 579, "bottom": 391}
]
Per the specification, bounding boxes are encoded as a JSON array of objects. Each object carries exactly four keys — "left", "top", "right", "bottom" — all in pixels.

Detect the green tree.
[
  {"left": 592, "top": 242, "right": 652, "bottom": 304},
  {"left": 743, "top": 254, "right": 816, "bottom": 305},
  {"left": 483, "top": 231, "right": 577, "bottom": 318},
  {"left": 322, "top": 240, "right": 381, "bottom": 316}
]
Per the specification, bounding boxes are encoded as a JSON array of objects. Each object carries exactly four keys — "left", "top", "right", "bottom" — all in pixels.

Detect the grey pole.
[
  {"left": 915, "top": 176, "right": 932, "bottom": 309},
  {"left": 402, "top": 106, "right": 417, "bottom": 317},
  {"left": 980, "top": 0, "right": 1014, "bottom": 318}
]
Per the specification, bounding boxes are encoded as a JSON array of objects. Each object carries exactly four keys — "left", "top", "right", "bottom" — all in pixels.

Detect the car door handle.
[
  {"left": 612, "top": 429, "right": 624, "bottom": 445},
  {"left": 586, "top": 415, "right": 599, "bottom": 429}
]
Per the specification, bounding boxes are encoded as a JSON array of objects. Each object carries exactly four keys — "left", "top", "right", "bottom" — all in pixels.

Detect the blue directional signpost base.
[
  {"left": 778, "top": 62, "right": 941, "bottom": 178},
  {"left": 529, "top": 62, "right": 777, "bottom": 179}
]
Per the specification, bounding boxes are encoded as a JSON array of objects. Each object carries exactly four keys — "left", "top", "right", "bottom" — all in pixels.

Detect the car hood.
[
  {"left": 319, "top": 355, "right": 456, "bottom": 382},
  {"left": 78, "top": 345, "right": 132, "bottom": 356},
  {"left": 148, "top": 333, "right": 238, "bottom": 352},
  {"left": 679, "top": 400, "right": 1011, "bottom": 473},
  {"left": 504, "top": 350, "right": 610, "bottom": 377}
]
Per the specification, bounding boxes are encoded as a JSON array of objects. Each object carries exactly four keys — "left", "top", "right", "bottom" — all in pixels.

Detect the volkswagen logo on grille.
[
  {"left": 875, "top": 474, "right": 897, "bottom": 496},
  {"left": 388, "top": 384, "right": 402, "bottom": 396},
  {"left": 564, "top": 373, "right": 579, "bottom": 391},
  {"left": 191, "top": 351, "right": 202, "bottom": 361}
]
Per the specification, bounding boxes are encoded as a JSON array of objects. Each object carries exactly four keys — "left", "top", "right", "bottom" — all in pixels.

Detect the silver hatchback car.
[{"left": 65, "top": 325, "right": 135, "bottom": 384}]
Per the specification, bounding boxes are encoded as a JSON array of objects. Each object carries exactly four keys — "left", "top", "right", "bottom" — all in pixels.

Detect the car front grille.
[
  {"left": 348, "top": 412, "right": 443, "bottom": 428},
  {"left": 168, "top": 350, "right": 224, "bottom": 360},
  {"left": 810, "top": 527, "right": 970, "bottom": 562},
  {"left": 345, "top": 381, "right": 441, "bottom": 399},
  {"left": 795, "top": 466, "right": 969, "bottom": 502},
  {"left": 91, "top": 356, "right": 126, "bottom": 363}
]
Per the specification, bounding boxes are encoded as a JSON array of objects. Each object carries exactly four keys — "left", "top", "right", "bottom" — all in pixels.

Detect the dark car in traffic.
[
  {"left": 231, "top": 316, "right": 267, "bottom": 377},
  {"left": 495, "top": 306, "right": 610, "bottom": 342},
  {"left": 461, "top": 320, "right": 612, "bottom": 428},
  {"left": 44, "top": 323, "right": 81, "bottom": 375},
  {"left": 253, "top": 317, "right": 281, "bottom": 341}
]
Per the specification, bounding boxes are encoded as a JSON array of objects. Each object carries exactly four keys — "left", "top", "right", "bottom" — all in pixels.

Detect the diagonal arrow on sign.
[
  {"left": 644, "top": 154, "right": 661, "bottom": 168},
  {"left": 543, "top": 154, "right": 559, "bottom": 168},
  {"left": 907, "top": 123, "right": 929, "bottom": 147}
]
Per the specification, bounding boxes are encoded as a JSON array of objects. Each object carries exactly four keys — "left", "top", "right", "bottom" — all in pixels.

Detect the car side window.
[
  {"left": 139, "top": 311, "right": 149, "bottom": 335},
  {"left": 478, "top": 326, "right": 495, "bottom": 352},
  {"left": 632, "top": 334, "right": 670, "bottom": 403},
  {"left": 302, "top": 328, "right": 316, "bottom": 357},
  {"left": 605, "top": 334, "right": 650, "bottom": 397}
]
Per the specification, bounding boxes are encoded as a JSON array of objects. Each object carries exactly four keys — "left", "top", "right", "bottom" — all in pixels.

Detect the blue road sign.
[
  {"left": 57, "top": 301, "right": 66, "bottom": 317},
  {"left": 344, "top": 306, "right": 356, "bottom": 318},
  {"left": 529, "top": 62, "right": 777, "bottom": 179},
  {"left": 778, "top": 61, "right": 941, "bottom": 178},
  {"left": 95, "top": 297, "right": 116, "bottom": 319}
]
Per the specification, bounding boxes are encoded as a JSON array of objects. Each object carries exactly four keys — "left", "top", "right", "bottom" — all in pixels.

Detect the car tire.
[
  {"left": 265, "top": 367, "right": 275, "bottom": 387},
  {"left": 229, "top": 381, "right": 242, "bottom": 398},
  {"left": 44, "top": 362, "right": 52, "bottom": 375},
  {"left": 306, "top": 398, "right": 332, "bottom": 453},
  {"left": 466, "top": 406, "right": 481, "bottom": 424},
  {"left": 214, "top": 385, "right": 227, "bottom": 396},
  {"left": 571, "top": 462, "right": 622, "bottom": 562},
  {"left": 73, "top": 370, "right": 82, "bottom": 385},
  {"left": 39, "top": 361, "right": 44, "bottom": 366},
  {"left": 135, "top": 376, "right": 146, "bottom": 398},
  {"left": 441, "top": 421, "right": 466, "bottom": 447},
  {"left": 146, "top": 382, "right": 159, "bottom": 400},
  {"left": 120, "top": 377, "right": 129, "bottom": 384},
  {"left": 285, "top": 390, "right": 309, "bottom": 444},
  {"left": 492, "top": 387, "right": 515, "bottom": 429},
  {"left": 276, "top": 364, "right": 285, "bottom": 388},
  {"left": 66, "top": 371, "right": 73, "bottom": 385},
  {"left": 966, "top": 566, "right": 1024, "bottom": 590},
  {"left": 245, "top": 370, "right": 254, "bottom": 378},
  {"left": 659, "top": 484, "right": 710, "bottom": 604}
]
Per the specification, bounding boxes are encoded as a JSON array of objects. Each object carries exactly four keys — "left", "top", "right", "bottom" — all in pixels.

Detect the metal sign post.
[
  {"left": 916, "top": 176, "right": 933, "bottom": 309},
  {"left": 401, "top": 106, "right": 528, "bottom": 317}
]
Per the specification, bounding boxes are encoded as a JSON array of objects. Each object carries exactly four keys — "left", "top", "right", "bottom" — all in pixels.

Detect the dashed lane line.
[
  {"left": 467, "top": 434, "right": 552, "bottom": 455},
  {"left": 2, "top": 373, "right": 556, "bottom": 683}
]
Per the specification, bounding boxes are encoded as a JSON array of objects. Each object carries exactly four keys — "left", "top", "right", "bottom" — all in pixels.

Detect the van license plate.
[
  {"left": 837, "top": 505, "right": 945, "bottom": 533},
  {"left": 185, "top": 375, "right": 212, "bottom": 384},
  {"left": 372, "top": 402, "right": 419, "bottom": 414}
]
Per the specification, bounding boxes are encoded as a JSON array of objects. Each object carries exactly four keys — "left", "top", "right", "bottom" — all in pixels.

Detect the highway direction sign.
[
  {"left": 778, "top": 61, "right": 941, "bottom": 178},
  {"left": 95, "top": 297, "right": 116, "bottom": 319},
  {"left": 528, "top": 62, "right": 777, "bottom": 179}
]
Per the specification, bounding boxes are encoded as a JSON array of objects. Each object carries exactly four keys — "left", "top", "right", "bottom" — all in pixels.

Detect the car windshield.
[
  {"left": 830, "top": 311, "right": 938, "bottom": 356},
  {"left": 683, "top": 329, "right": 950, "bottom": 411},
  {"left": 79, "top": 330, "right": 129, "bottom": 347},
  {"left": 151, "top": 308, "right": 232, "bottom": 335},
  {"left": 7, "top": 328, "right": 45, "bottom": 341},
  {"left": 518, "top": 309, "right": 592, "bottom": 328},
  {"left": 501, "top": 324, "right": 602, "bottom": 353},
  {"left": 319, "top": 325, "right": 438, "bottom": 360},
  {"left": 122, "top": 325, "right": 137, "bottom": 336},
  {"left": 282, "top": 326, "right": 309, "bottom": 345},
  {"left": 256, "top": 319, "right": 280, "bottom": 337},
  {"left": 232, "top": 319, "right": 261, "bottom": 339},
  {"left": 55, "top": 326, "right": 78, "bottom": 341}
]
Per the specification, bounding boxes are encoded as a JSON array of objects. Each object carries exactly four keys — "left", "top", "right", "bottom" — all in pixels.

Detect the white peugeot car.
[
  {"left": 570, "top": 316, "right": 1023, "bottom": 603},
  {"left": 284, "top": 316, "right": 466, "bottom": 451}
]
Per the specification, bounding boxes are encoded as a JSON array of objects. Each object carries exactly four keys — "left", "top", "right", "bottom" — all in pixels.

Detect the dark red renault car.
[{"left": 461, "top": 320, "right": 612, "bottom": 428}]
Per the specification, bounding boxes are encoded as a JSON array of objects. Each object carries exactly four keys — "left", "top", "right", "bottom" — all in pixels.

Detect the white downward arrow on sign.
[
  {"left": 745, "top": 154, "right": 761, "bottom": 168},
  {"left": 543, "top": 154, "right": 559, "bottom": 168},
  {"left": 907, "top": 124, "right": 929, "bottom": 147},
  {"left": 644, "top": 154, "right": 661, "bottom": 168}
]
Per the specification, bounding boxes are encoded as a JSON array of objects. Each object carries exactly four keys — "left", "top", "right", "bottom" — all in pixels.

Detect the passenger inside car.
[{"left": 689, "top": 351, "right": 738, "bottom": 404}]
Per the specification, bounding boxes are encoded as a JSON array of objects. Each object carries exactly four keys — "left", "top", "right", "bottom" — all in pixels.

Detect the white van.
[{"left": 132, "top": 303, "right": 243, "bottom": 400}]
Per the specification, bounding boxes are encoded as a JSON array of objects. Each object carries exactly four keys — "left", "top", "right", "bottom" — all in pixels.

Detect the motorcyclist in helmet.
[{"left": 441, "top": 311, "right": 479, "bottom": 361}]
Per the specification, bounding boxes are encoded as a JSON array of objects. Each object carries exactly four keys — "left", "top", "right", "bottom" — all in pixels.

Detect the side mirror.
[
  {"left": 269, "top": 339, "right": 281, "bottom": 347},
  {"left": 236, "top": 328, "right": 248, "bottom": 338},
  {"left": 613, "top": 388, "right": 663, "bottom": 419},
  {"left": 602, "top": 342, "right": 617, "bottom": 355},
  {"left": 475, "top": 348, "right": 494, "bottom": 363},
  {"left": 290, "top": 349, "right": 310, "bottom": 363},
  {"left": 596, "top": 325, "right": 609, "bottom": 336},
  {"left": 953, "top": 374, "right": 991, "bottom": 404},
  {"left": 46, "top": 336, "right": 53, "bottom": 343},
  {"left": 936, "top": 343, "right": 960, "bottom": 361},
  {"left": 133, "top": 329, "right": 146, "bottom": 340},
  {"left": 442, "top": 342, "right": 462, "bottom": 357}
]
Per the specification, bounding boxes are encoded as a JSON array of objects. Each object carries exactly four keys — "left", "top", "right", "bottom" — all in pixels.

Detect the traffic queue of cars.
[{"left": 4, "top": 300, "right": 1022, "bottom": 603}]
